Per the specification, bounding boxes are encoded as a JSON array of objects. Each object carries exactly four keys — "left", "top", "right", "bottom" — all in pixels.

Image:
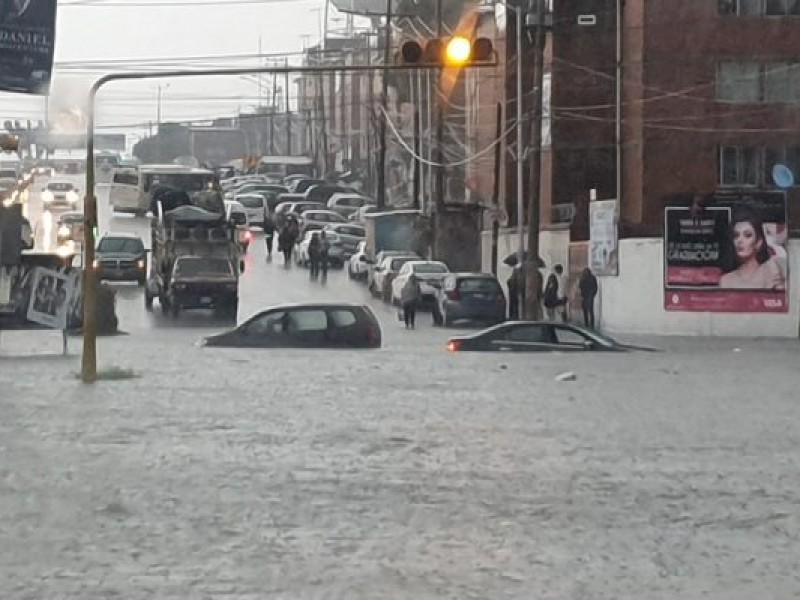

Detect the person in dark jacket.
[
  {"left": 579, "top": 267, "right": 599, "bottom": 329},
  {"left": 278, "top": 222, "right": 297, "bottom": 266},
  {"left": 308, "top": 233, "right": 321, "bottom": 278},
  {"left": 263, "top": 214, "right": 276, "bottom": 258}
]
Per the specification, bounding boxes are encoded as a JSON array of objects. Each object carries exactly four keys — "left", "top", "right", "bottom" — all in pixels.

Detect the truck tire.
[
  {"left": 170, "top": 302, "right": 180, "bottom": 319},
  {"left": 144, "top": 290, "right": 153, "bottom": 311},
  {"left": 160, "top": 296, "right": 170, "bottom": 315}
]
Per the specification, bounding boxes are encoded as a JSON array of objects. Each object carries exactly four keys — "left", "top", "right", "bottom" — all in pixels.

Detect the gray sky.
[{"left": 0, "top": 0, "right": 342, "bottom": 138}]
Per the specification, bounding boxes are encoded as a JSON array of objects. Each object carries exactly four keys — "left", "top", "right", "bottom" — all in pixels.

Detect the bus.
[
  {"left": 256, "top": 156, "right": 315, "bottom": 181},
  {"left": 109, "top": 164, "right": 217, "bottom": 216}
]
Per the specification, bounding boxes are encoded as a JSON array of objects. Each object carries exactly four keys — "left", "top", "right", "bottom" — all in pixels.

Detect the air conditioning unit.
[
  {"left": 577, "top": 14, "right": 597, "bottom": 26},
  {"left": 551, "top": 203, "right": 575, "bottom": 224}
]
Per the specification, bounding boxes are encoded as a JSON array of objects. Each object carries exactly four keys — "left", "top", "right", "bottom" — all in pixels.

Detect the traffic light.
[
  {"left": 397, "top": 36, "right": 496, "bottom": 67},
  {"left": 0, "top": 133, "right": 20, "bottom": 153}
]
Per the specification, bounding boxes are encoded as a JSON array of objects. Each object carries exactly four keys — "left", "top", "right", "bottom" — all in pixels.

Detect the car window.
[
  {"left": 459, "top": 278, "right": 501, "bottom": 293},
  {"left": 238, "top": 196, "right": 264, "bottom": 208},
  {"left": 329, "top": 309, "right": 357, "bottom": 328},
  {"left": 390, "top": 257, "right": 412, "bottom": 271},
  {"left": 113, "top": 172, "right": 138, "bottom": 186},
  {"left": 413, "top": 263, "right": 448, "bottom": 274},
  {"left": 287, "top": 309, "right": 328, "bottom": 332},
  {"left": 505, "top": 325, "right": 552, "bottom": 343},
  {"left": 97, "top": 237, "right": 144, "bottom": 253},
  {"left": 554, "top": 327, "right": 590, "bottom": 346},
  {"left": 245, "top": 311, "right": 288, "bottom": 336}
]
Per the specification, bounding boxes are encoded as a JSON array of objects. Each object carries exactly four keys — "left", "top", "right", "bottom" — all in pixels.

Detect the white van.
[
  {"left": 224, "top": 200, "right": 252, "bottom": 251},
  {"left": 109, "top": 164, "right": 217, "bottom": 216}
]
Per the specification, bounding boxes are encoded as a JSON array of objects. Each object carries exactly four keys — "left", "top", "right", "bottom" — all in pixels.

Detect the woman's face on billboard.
[{"left": 732, "top": 221, "right": 762, "bottom": 262}]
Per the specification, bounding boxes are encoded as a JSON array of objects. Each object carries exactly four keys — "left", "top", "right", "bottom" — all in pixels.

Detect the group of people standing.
[
  {"left": 507, "top": 263, "right": 600, "bottom": 329},
  {"left": 262, "top": 215, "right": 300, "bottom": 266}
]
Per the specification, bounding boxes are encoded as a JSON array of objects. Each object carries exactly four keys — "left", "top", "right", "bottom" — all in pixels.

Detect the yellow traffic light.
[{"left": 445, "top": 36, "right": 472, "bottom": 65}]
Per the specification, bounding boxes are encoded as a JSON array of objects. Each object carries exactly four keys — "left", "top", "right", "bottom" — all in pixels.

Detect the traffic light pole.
[
  {"left": 434, "top": 0, "right": 445, "bottom": 214},
  {"left": 376, "top": 0, "right": 393, "bottom": 209}
]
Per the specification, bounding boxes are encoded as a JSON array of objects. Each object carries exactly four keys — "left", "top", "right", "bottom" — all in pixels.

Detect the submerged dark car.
[
  {"left": 204, "top": 303, "right": 382, "bottom": 349},
  {"left": 446, "top": 321, "right": 646, "bottom": 353},
  {"left": 94, "top": 233, "right": 148, "bottom": 285}
]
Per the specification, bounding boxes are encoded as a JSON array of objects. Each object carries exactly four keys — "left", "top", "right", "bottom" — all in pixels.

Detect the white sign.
[
  {"left": 589, "top": 200, "right": 619, "bottom": 276},
  {"left": 26, "top": 267, "right": 76, "bottom": 330}
]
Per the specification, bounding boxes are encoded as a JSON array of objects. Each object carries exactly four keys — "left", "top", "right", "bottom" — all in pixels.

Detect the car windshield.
[
  {"left": 48, "top": 182, "right": 73, "bottom": 191},
  {"left": 97, "top": 237, "right": 143, "bottom": 253},
  {"left": 335, "top": 226, "right": 365, "bottom": 237},
  {"left": 390, "top": 258, "right": 413, "bottom": 271},
  {"left": 174, "top": 258, "right": 232, "bottom": 276},
  {"left": 459, "top": 278, "right": 500, "bottom": 292},
  {"left": 229, "top": 211, "right": 247, "bottom": 225},
  {"left": 413, "top": 263, "right": 447, "bottom": 274},
  {"left": 238, "top": 196, "right": 263, "bottom": 208}
]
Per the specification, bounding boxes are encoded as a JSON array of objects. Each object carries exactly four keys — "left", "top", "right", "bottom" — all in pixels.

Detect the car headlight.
[
  {"left": 58, "top": 225, "right": 70, "bottom": 237},
  {"left": 92, "top": 259, "right": 99, "bottom": 269},
  {"left": 42, "top": 191, "right": 53, "bottom": 202},
  {"left": 137, "top": 259, "right": 146, "bottom": 269},
  {"left": 67, "top": 191, "right": 79, "bottom": 203}
]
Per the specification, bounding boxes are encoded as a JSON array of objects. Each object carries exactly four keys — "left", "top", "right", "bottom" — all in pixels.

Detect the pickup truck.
[{"left": 165, "top": 256, "right": 238, "bottom": 319}]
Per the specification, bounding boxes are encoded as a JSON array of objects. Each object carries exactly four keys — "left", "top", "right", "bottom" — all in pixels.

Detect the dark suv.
[
  {"left": 204, "top": 303, "right": 382, "bottom": 349},
  {"left": 432, "top": 273, "right": 506, "bottom": 327},
  {"left": 94, "top": 233, "right": 148, "bottom": 285}
]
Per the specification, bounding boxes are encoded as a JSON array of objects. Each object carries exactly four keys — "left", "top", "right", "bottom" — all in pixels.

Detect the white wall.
[{"left": 599, "top": 238, "right": 800, "bottom": 338}]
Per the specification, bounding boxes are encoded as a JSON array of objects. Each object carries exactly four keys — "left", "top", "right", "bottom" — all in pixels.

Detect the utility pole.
[
  {"left": 376, "top": 0, "right": 392, "bottom": 208},
  {"left": 524, "top": 0, "right": 547, "bottom": 320},
  {"left": 270, "top": 72, "right": 278, "bottom": 155},
  {"left": 434, "top": 0, "right": 445, "bottom": 213},
  {"left": 285, "top": 58, "right": 292, "bottom": 155}
]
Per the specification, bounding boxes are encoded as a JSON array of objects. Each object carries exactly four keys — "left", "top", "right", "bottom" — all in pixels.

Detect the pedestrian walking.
[
  {"left": 263, "top": 213, "right": 276, "bottom": 259},
  {"left": 319, "top": 230, "right": 331, "bottom": 279},
  {"left": 579, "top": 267, "right": 599, "bottom": 329},
  {"left": 554, "top": 264, "right": 569, "bottom": 321},
  {"left": 400, "top": 274, "right": 421, "bottom": 329},
  {"left": 507, "top": 268, "right": 519, "bottom": 320},
  {"left": 279, "top": 222, "right": 296, "bottom": 266},
  {"left": 544, "top": 264, "right": 568, "bottom": 322},
  {"left": 308, "top": 232, "right": 321, "bottom": 278}
]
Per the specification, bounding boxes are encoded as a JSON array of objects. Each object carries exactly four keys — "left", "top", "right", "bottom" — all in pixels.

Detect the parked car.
[
  {"left": 323, "top": 223, "right": 365, "bottom": 256},
  {"left": 42, "top": 180, "right": 80, "bottom": 208},
  {"left": 293, "top": 179, "right": 326, "bottom": 194},
  {"left": 446, "top": 322, "right": 640, "bottom": 353},
  {"left": 327, "top": 193, "right": 374, "bottom": 218},
  {"left": 349, "top": 204, "right": 382, "bottom": 223},
  {"left": 203, "top": 303, "right": 382, "bottom": 349},
  {"left": 367, "top": 250, "right": 421, "bottom": 289},
  {"left": 274, "top": 200, "right": 324, "bottom": 228},
  {"left": 234, "top": 193, "right": 267, "bottom": 227},
  {"left": 295, "top": 230, "right": 346, "bottom": 268},
  {"left": 297, "top": 209, "right": 346, "bottom": 234},
  {"left": 93, "top": 232, "right": 148, "bottom": 285},
  {"left": 432, "top": 273, "right": 506, "bottom": 327},
  {"left": 304, "top": 184, "right": 355, "bottom": 205},
  {"left": 390, "top": 260, "right": 450, "bottom": 306},
  {"left": 370, "top": 254, "right": 419, "bottom": 302},
  {"left": 347, "top": 240, "right": 369, "bottom": 280}
]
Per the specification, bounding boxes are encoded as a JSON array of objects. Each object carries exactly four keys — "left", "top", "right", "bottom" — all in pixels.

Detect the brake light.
[
  {"left": 446, "top": 289, "right": 460, "bottom": 301},
  {"left": 244, "top": 231, "right": 252, "bottom": 241},
  {"left": 497, "top": 294, "right": 505, "bottom": 305},
  {"left": 447, "top": 340, "right": 461, "bottom": 352}
]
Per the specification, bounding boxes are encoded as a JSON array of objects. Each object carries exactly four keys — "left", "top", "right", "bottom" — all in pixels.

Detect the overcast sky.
[{"left": 0, "top": 0, "right": 352, "bottom": 139}]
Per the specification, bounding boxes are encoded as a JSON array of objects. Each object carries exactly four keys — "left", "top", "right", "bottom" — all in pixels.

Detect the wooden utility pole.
[
  {"left": 491, "top": 102, "right": 502, "bottom": 276},
  {"left": 434, "top": 0, "right": 445, "bottom": 213},
  {"left": 524, "top": 0, "right": 547, "bottom": 320},
  {"left": 285, "top": 58, "right": 292, "bottom": 155},
  {"left": 376, "top": 0, "right": 392, "bottom": 208}
]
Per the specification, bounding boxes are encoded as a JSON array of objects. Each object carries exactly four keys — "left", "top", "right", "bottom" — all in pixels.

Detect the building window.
[
  {"left": 719, "top": 146, "right": 759, "bottom": 186},
  {"left": 764, "top": 62, "right": 800, "bottom": 102},
  {"left": 720, "top": 0, "right": 800, "bottom": 14},
  {"left": 717, "top": 62, "right": 761, "bottom": 102},
  {"left": 764, "top": 145, "right": 800, "bottom": 186}
]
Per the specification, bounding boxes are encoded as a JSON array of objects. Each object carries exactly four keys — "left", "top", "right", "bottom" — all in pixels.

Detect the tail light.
[
  {"left": 447, "top": 340, "right": 461, "bottom": 352},
  {"left": 446, "top": 289, "right": 460, "bottom": 301},
  {"left": 244, "top": 231, "right": 252, "bottom": 241},
  {"left": 366, "top": 325, "right": 379, "bottom": 346},
  {"left": 497, "top": 294, "right": 506, "bottom": 305}
]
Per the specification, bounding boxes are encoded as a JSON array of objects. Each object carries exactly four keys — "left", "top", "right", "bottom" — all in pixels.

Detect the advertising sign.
[
  {"left": 0, "top": 262, "right": 81, "bottom": 330},
  {"left": 664, "top": 192, "right": 788, "bottom": 313},
  {"left": 589, "top": 200, "right": 619, "bottom": 276},
  {"left": 0, "top": 0, "right": 58, "bottom": 95}
]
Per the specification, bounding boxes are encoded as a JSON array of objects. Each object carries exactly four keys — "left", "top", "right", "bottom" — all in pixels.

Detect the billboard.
[
  {"left": 664, "top": 192, "right": 788, "bottom": 313},
  {"left": 1, "top": 262, "right": 81, "bottom": 330},
  {"left": 0, "top": 0, "right": 58, "bottom": 95},
  {"left": 589, "top": 200, "right": 618, "bottom": 276}
]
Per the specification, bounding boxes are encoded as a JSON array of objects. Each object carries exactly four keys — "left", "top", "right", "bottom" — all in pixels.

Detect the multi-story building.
[{"left": 490, "top": 0, "right": 800, "bottom": 336}]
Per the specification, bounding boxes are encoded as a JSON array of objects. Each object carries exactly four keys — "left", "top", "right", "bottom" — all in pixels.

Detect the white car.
[
  {"left": 224, "top": 200, "right": 252, "bottom": 251},
  {"left": 371, "top": 254, "right": 420, "bottom": 302},
  {"left": 327, "top": 193, "right": 374, "bottom": 218},
  {"left": 391, "top": 261, "right": 450, "bottom": 306},
  {"left": 234, "top": 193, "right": 267, "bottom": 227},
  {"left": 347, "top": 240, "right": 369, "bottom": 280},
  {"left": 42, "top": 180, "right": 80, "bottom": 208}
]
